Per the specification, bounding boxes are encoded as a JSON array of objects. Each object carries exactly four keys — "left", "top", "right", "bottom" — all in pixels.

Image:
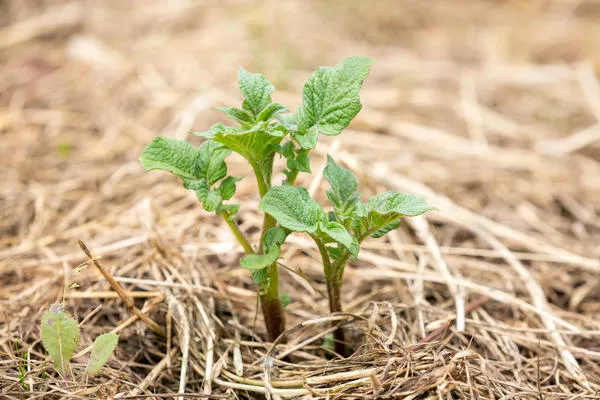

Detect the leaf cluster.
[
  {"left": 260, "top": 157, "right": 434, "bottom": 279},
  {"left": 139, "top": 56, "right": 434, "bottom": 318},
  {"left": 41, "top": 304, "right": 118, "bottom": 380}
]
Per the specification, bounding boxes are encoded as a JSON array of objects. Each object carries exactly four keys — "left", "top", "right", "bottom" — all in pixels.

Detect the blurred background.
[{"left": 3, "top": 0, "right": 600, "bottom": 255}]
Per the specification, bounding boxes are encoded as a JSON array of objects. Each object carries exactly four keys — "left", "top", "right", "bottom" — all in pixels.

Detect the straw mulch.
[{"left": 1, "top": 1, "right": 599, "bottom": 398}]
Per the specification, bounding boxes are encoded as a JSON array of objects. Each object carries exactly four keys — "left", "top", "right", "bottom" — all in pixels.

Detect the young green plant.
[
  {"left": 41, "top": 304, "right": 118, "bottom": 380},
  {"left": 139, "top": 57, "right": 433, "bottom": 347}
]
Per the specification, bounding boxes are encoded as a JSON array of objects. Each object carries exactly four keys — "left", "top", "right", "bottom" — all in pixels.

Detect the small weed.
[
  {"left": 57, "top": 143, "right": 72, "bottom": 157},
  {"left": 13, "top": 339, "right": 30, "bottom": 391},
  {"left": 41, "top": 304, "right": 118, "bottom": 381}
]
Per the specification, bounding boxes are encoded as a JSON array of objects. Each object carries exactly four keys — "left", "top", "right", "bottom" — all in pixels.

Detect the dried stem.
[{"left": 78, "top": 240, "right": 166, "bottom": 337}]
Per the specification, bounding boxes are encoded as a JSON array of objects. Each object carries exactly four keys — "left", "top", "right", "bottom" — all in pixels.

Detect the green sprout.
[
  {"left": 41, "top": 304, "right": 118, "bottom": 380},
  {"left": 139, "top": 57, "right": 433, "bottom": 351}
]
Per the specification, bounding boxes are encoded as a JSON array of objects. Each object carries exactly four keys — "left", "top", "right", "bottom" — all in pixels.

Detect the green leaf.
[
  {"left": 263, "top": 226, "right": 288, "bottom": 248},
  {"left": 252, "top": 268, "right": 268, "bottom": 286},
  {"left": 295, "top": 57, "right": 375, "bottom": 148},
  {"left": 41, "top": 304, "right": 80, "bottom": 377},
  {"left": 318, "top": 220, "right": 359, "bottom": 257},
  {"left": 238, "top": 68, "right": 274, "bottom": 117},
  {"left": 85, "top": 333, "right": 118, "bottom": 376},
  {"left": 323, "top": 333, "right": 335, "bottom": 352},
  {"left": 140, "top": 137, "right": 240, "bottom": 214},
  {"left": 241, "top": 246, "right": 280, "bottom": 270},
  {"left": 257, "top": 102, "right": 288, "bottom": 122},
  {"left": 281, "top": 141, "right": 295, "bottom": 158},
  {"left": 194, "top": 122, "right": 238, "bottom": 139},
  {"left": 203, "top": 190, "right": 222, "bottom": 212},
  {"left": 327, "top": 211, "right": 337, "bottom": 222},
  {"left": 202, "top": 143, "right": 230, "bottom": 185},
  {"left": 277, "top": 113, "right": 297, "bottom": 128},
  {"left": 367, "top": 192, "right": 434, "bottom": 217},
  {"left": 217, "top": 107, "right": 254, "bottom": 125},
  {"left": 219, "top": 203, "right": 240, "bottom": 218},
  {"left": 193, "top": 123, "right": 285, "bottom": 175},
  {"left": 371, "top": 220, "right": 401, "bottom": 238},
  {"left": 327, "top": 246, "right": 343, "bottom": 261},
  {"left": 139, "top": 137, "right": 232, "bottom": 203},
  {"left": 294, "top": 125, "right": 319, "bottom": 149},
  {"left": 324, "top": 155, "right": 359, "bottom": 212},
  {"left": 241, "top": 227, "right": 288, "bottom": 271},
  {"left": 280, "top": 293, "right": 292, "bottom": 308},
  {"left": 280, "top": 142, "right": 311, "bottom": 178},
  {"left": 217, "top": 176, "right": 240, "bottom": 200},
  {"left": 260, "top": 186, "right": 325, "bottom": 233},
  {"left": 291, "top": 152, "right": 311, "bottom": 173},
  {"left": 351, "top": 192, "right": 433, "bottom": 240}
]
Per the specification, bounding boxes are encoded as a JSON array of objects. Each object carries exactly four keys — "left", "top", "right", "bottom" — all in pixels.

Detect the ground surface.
[{"left": 1, "top": 0, "right": 600, "bottom": 398}]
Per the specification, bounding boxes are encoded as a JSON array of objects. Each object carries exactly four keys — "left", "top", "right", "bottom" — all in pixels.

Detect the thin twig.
[{"left": 78, "top": 240, "right": 166, "bottom": 337}]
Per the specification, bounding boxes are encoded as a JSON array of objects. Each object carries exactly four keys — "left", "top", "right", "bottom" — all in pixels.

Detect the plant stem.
[
  {"left": 251, "top": 158, "right": 286, "bottom": 341},
  {"left": 285, "top": 149, "right": 308, "bottom": 186},
  {"left": 313, "top": 237, "right": 333, "bottom": 286},
  {"left": 286, "top": 169, "right": 300, "bottom": 186},
  {"left": 248, "top": 158, "right": 270, "bottom": 198},
  {"left": 258, "top": 212, "right": 285, "bottom": 340},
  {"left": 220, "top": 212, "right": 254, "bottom": 255},
  {"left": 326, "top": 276, "right": 347, "bottom": 357},
  {"left": 317, "top": 225, "right": 389, "bottom": 356},
  {"left": 260, "top": 262, "right": 285, "bottom": 341},
  {"left": 313, "top": 238, "right": 349, "bottom": 357}
]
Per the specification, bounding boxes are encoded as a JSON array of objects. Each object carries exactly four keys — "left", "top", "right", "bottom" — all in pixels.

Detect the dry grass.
[{"left": 1, "top": 0, "right": 600, "bottom": 398}]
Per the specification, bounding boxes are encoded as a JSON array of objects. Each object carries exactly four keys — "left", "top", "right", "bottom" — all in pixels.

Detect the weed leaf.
[
  {"left": 41, "top": 304, "right": 80, "bottom": 377},
  {"left": 86, "top": 333, "right": 118, "bottom": 376}
]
